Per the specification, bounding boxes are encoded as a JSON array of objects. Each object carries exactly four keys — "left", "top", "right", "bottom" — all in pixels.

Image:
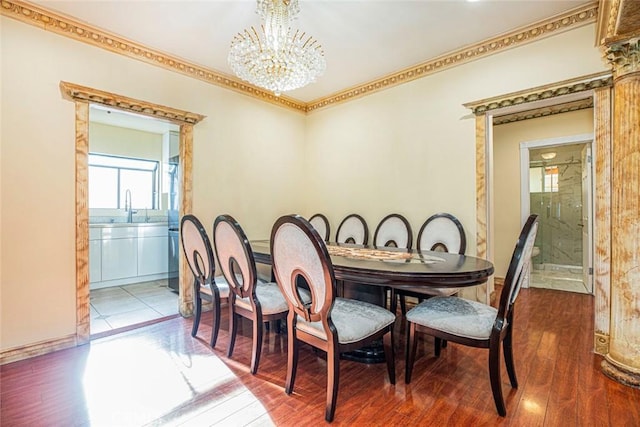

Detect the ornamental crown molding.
[
  {"left": 464, "top": 71, "right": 612, "bottom": 115},
  {"left": 307, "top": 3, "right": 598, "bottom": 112},
  {"left": 60, "top": 81, "right": 206, "bottom": 125},
  {"left": 493, "top": 98, "right": 594, "bottom": 126},
  {"left": 3, "top": 0, "right": 598, "bottom": 114}
]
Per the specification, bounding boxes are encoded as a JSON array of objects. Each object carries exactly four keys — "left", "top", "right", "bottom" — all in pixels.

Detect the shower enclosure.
[{"left": 528, "top": 143, "right": 590, "bottom": 293}]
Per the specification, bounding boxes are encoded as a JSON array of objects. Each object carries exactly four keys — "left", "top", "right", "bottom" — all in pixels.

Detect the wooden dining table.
[
  {"left": 250, "top": 239, "right": 495, "bottom": 363},
  {"left": 250, "top": 239, "right": 494, "bottom": 291}
]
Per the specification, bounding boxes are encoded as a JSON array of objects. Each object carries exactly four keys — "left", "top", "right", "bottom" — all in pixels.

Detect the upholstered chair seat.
[
  {"left": 406, "top": 296, "right": 498, "bottom": 340},
  {"left": 296, "top": 297, "right": 396, "bottom": 344},
  {"left": 236, "top": 283, "right": 310, "bottom": 315}
]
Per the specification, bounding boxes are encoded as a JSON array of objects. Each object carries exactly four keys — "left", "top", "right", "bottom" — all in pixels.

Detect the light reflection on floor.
[{"left": 81, "top": 331, "right": 274, "bottom": 426}]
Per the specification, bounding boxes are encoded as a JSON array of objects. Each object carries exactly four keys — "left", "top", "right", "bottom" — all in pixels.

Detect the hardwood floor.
[{"left": 2, "top": 288, "right": 639, "bottom": 426}]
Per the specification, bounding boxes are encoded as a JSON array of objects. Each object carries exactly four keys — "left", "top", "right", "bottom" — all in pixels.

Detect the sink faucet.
[{"left": 124, "top": 189, "right": 137, "bottom": 223}]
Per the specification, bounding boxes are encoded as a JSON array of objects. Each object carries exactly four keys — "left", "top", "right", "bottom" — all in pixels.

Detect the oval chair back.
[
  {"left": 335, "top": 213, "right": 369, "bottom": 245},
  {"left": 213, "top": 214, "right": 258, "bottom": 301},
  {"left": 373, "top": 213, "right": 413, "bottom": 249},
  {"left": 271, "top": 215, "right": 335, "bottom": 325},
  {"left": 308, "top": 213, "right": 331, "bottom": 242},
  {"left": 498, "top": 214, "right": 539, "bottom": 322},
  {"left": 181, "top": 214, "right": 224, "bottom": 347},
  {"left": 417, "top": 213, "right": 466, "bottom": 254},
  {"left": 181, "top": 214, "right": 215, "bottom": 286}
]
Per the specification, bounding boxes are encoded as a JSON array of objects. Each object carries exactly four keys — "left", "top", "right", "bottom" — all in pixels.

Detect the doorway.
[
  {"left": 520, "top": 135, "right": 594, "bottom": 294},
  {"left": 88, "top": 105, "right": 180, "bottom": 336}
]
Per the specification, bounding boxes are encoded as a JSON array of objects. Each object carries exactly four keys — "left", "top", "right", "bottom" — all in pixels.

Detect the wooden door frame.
[
  {"left": 464, "top": 71, "right": 613, "bottom": 354},
  {"left": 60, "top": 82, "right": 205, "bottom": 344}
]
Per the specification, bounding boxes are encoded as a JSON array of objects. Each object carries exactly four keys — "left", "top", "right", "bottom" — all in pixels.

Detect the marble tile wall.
[{"left": 530, "top": 160, "right": 583, "bottom": 267}]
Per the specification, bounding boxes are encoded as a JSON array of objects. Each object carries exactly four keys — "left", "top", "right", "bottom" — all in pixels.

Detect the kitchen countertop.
[{"left": 89, "top": 222, "right": 169, "bottom": 228}]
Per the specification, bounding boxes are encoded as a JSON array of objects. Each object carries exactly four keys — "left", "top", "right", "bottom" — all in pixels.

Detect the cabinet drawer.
[
  {"left": 102, "top": 226, "right": 137, "bottom": 239},
  {"left": 137, "top": 226, "right": 167, "bottom": 238}
]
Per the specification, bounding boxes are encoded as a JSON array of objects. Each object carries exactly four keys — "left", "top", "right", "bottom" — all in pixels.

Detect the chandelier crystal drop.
[{"left": 228, "top": 0, "right": 326, "bottom": 96}]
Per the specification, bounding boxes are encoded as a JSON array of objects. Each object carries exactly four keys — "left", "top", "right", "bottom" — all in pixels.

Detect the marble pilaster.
[{"left": 602, "top": 36, "right": 640, "bottom": 388}]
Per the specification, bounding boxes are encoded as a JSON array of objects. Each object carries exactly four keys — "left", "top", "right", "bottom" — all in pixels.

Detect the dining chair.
[
  {"left": 213, "top": 214, "right": 302, "bottom": 375},
  {"left": 373, "top": 214, "right": 413, "bottom": 313},
  {"left": 271, "top": 214, "right": 396, "bottom": 422},
  {"left": 180, "top": 214, "right": 230, "bottom": 348},
  {"left": 308, "top": 213, "right": 330, "bottom": 241},
  {"left": 405, "top": 214, "right": 539, "bottom": 417},
  {"left": 393, "top": 213, "right": 467, "bottom": 315},
  {"left": 335, "top": 213, "right": 369, "bottom": 245}
]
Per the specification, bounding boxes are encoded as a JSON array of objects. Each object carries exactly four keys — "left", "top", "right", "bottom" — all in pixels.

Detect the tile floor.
[
  {"left": 530, "top": 264, "right": 590, "bottom": 294},
  {"left": 90, "top": 279, "right": 179, "bottom": 335}
]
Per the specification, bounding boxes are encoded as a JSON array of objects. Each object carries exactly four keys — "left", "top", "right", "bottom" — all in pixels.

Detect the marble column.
[{"left": 601, "top": 36, "right": 640, "bottom": 388}]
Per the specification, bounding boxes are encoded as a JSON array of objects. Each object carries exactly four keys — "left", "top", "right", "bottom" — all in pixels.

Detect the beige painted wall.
[
  {"left": 0, "top": 16, "right": 607, "bottom": 352},
  {"left": 89, "top": 122, "right": 163, "bottom": 161},
  {"left": 492, "top": 109, "right": 594, "bottom": 277},
  {"left": 304, "top": 24, "right": 605, "bottom": 277},
  {"left": 0, "top": 17, "right": 305, "bottom": 351}
]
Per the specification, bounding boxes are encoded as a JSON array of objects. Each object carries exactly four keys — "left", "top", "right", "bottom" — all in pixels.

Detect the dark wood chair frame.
[
  {"left": 180, "top": 214, "right": 226, "bottom": 348},
  {"left": 405, "top": 214, "right": 539, "bottom": 417},
  {"left": 393, "top": 212, "right": 466, "bottom": 315},
  {"left": 213, "top": 214, "right": 287, "bottom": 375},
  {"left": 335, "top": 213, "right": 369, "bottom": 245},
  {"left": 271, "top": 214, "right": 395, "bottom": 422},
  {"left": 308, "top": 213, "right": 331, "bottom": 241}
]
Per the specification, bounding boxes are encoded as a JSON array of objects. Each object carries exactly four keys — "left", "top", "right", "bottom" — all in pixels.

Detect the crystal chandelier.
[{"left": 228, "top": 0, "right": 326, "bottom": 96}]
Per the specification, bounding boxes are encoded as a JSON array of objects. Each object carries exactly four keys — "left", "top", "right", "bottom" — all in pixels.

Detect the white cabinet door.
[
  {"left": 102, "top": 238, "right": 138, "bottom": 281},
  {"left": 138, "top": 236, "right": 169, "bottom": 276},
  {"left": 89, "top": 239, "right": 102, "bottom": 283}
]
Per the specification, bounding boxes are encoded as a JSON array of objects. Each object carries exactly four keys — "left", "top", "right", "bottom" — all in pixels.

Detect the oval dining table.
[{"left": 249, "top": 239, "right": 495, "bottom": 362}]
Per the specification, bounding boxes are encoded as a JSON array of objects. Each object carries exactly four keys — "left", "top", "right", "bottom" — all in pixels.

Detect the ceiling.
[{"left": 30, "top": 0, "right": 593, "bottom": 103}]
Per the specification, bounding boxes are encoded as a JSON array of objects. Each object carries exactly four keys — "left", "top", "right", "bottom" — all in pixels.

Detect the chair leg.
[
  {"left": 191, "top": 293, "right": 202, "bottom": 338},
  {"left": 489, "top": 339, "right": 507, "bottom": 417},
  {"left": 383, "top": 328, "right": 396, "bottom": 384},
  {"left": 504, "top": 326, "right": 518, "bottom": 388},
  {"left": 227, "top": 304, "right": 237, "bottom": 358},
  {"left": 250, "top": 317, "right": 263, "bottom": 375},
  {"left": 405, "top": 322, "right": 418, "bottom": 383},
  {"left": 326, "top": 344, "right": 340, "bottom": 422},
  {"left": 389, "top": 288, "right": 397, "bottom": 314},
  {"left": 209, "top": 296, "right": 221, "bottom": 348},
  {"left": 285, "top": 320, "right": 298, "bottom": 395},
  {"left": 434, "top": 337, "right": 442, "bottom": 357},
  {"left": 400, "top": 295, "right": 407, "bottom": 316}
]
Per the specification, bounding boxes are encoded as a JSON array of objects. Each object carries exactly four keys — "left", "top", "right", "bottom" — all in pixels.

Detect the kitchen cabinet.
[
  {"left": 89, "top": 228, "right": 102, "bottom": 282},
  {"left": 90, "top": 223, "right": 169, "bottom": 289},
  {"left": 137, "top": 226, "right": 168, "bottom": 276},
  {"left": 101, "top": 226, "right": 138, "bottom": 281}
]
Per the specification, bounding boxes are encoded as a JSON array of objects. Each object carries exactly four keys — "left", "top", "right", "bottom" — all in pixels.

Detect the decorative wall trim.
[
  {"left": 464, "top": 71, "right": 612, "bottom": 115},
  {"left": 0, "top": 335, "right": 77, "bottom": 365},
  {"left": 594, "top": 87, "right": 612, "bottom": 356},
  {"left": 306, "top": 3, "right": 599, "bottom": 112},
  {"left": 2, "top": 0, "right": 598, "bottom": 114},
  {"left": 60, "top": 82, "right": 196, "bottom": 357},
  {"left": 60, "top": 82, "right": 206, "bottom": 125},
  {"left": 605, "top": 35, "right": 640, "bottom": 79},
  {"left": 596, "top": 0, "right": 622, "bottom": 44},
  {"left": 2, "top": 0, "right": 305, "bottom": 113},
  {"left": 471, "top": 79, "right": 614, "bottom": 355},
  {"left": 493, "top": 98, "right": 594, "bottom": 126}
]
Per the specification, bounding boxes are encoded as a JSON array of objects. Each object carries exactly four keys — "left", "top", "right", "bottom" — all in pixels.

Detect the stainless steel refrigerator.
[{"left": 168, "top": 155, "right": 179, "bottom": 292}]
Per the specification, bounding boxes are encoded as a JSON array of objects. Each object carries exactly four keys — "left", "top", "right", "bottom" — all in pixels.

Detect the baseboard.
[{"left": 0, "top": 334, "right": 78, "bottom": 365}]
